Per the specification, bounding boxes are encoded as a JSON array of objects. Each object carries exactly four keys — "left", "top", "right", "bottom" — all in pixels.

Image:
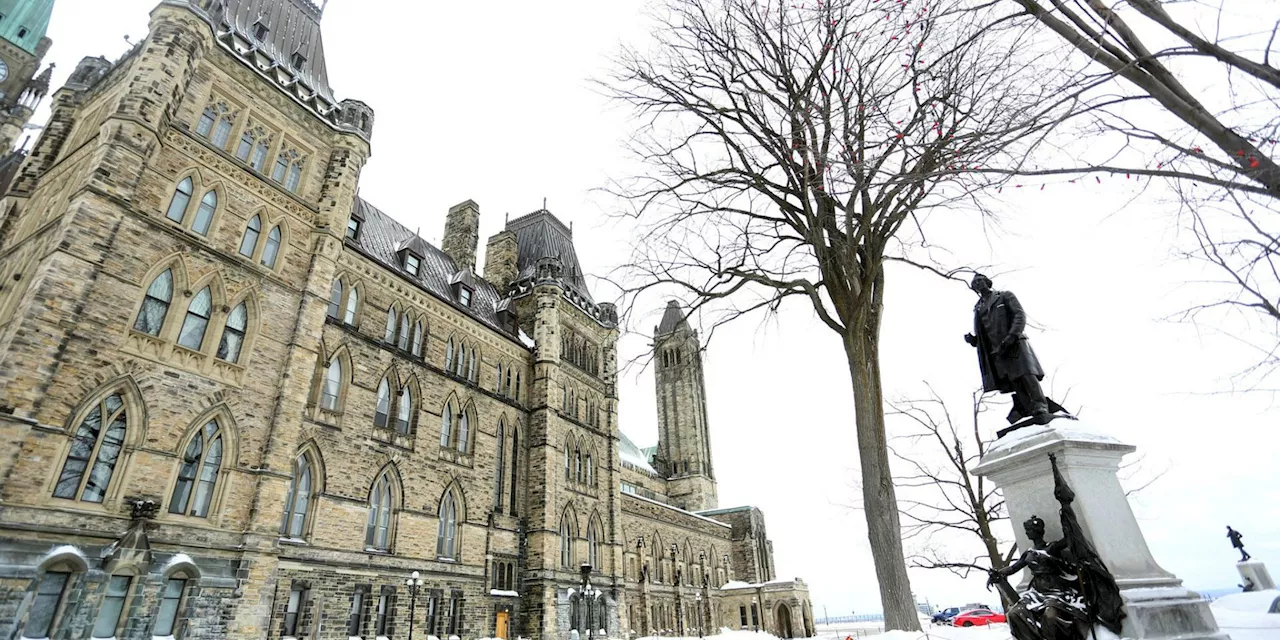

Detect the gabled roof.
[
  {"left": 212, "top": 0, "right": 335, "bottom": 105},
  {"left": 507, "top": 209, "right": 593, "bottom": 304},
  {"left": 348, "top": 198, "right": 518, "bottom": 341},
  {"left": 657, "top": 300, "right": 690, "bottom": 335}
]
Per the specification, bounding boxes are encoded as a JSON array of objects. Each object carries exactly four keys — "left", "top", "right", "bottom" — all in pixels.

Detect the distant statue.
[
  {"left": 1227, "top": 526, "right": 1251, "bottom": 562},
  {"left": 986, "top": 455, "right": 1125, "bottom": 640},
  {"left": 964, "top": 273, "right": 1068, "bottom": 429},
  {"left": 640, "top": 563, "right": 649, "bottom": 583}
]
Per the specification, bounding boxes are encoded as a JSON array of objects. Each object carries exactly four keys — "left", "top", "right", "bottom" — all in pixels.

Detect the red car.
[{"left": 952, "top": 609, "right": 1007, "bottom": 627}]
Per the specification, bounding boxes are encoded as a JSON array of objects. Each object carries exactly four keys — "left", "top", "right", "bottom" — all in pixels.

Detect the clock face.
[{"left": 0, "top": 59, "right": 8, "bottom": 83}]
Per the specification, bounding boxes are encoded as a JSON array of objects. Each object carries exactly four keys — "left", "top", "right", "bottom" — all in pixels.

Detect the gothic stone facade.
[{"left": 0, "top": 2, "right": 812, "bottom": 640}]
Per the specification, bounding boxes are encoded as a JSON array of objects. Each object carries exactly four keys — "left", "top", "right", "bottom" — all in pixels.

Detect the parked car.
[
  {"left": 952, "top": 609, "right": 1007, "bottom": 627},
  {"left": 931, "top": 607, "right": 961, "bottom": 625}
]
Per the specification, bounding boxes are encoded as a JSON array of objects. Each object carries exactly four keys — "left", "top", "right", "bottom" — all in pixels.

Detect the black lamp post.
[
  {"left": 752, "top": 596, "right": 759, "bottom": 633},
  {"left": 579, "top": 564, "right": 600, "bottom": 640},
  {"left": 405, "top": 571, "right": 423, "bottom": 640}
]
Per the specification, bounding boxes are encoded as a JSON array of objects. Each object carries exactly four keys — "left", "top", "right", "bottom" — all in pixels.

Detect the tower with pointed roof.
[
  {"left": 654, "top": 300, "right": 718, "bottom": 511},
  {"left": 0, "top": 0, "right": 54, "bottom": 154}
]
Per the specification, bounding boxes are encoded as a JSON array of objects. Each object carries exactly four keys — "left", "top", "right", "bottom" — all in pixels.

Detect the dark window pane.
[
  {"left": 92, "top": 575, "right": 131, "bottom": 638},
  {"left": 26, "top": 572, "right": 69, "bottom": 639}
]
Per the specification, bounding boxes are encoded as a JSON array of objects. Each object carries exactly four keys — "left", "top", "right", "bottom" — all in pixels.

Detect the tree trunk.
[{"left": 844, "top": 326, "right": 921, "bottom": 631}]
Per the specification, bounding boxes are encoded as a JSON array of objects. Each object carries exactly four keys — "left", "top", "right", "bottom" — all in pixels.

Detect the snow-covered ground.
[{"left": 1209, "top": 590, "right": 1280, "bottom": 640}]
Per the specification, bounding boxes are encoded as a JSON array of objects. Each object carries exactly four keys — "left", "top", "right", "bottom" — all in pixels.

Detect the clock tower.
[{"left": 0, "top": 0, "right": 53, "bottom": 152}]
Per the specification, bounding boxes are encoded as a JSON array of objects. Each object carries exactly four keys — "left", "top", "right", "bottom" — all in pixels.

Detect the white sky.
[{"left": 37, "top": 0, "right": 1278, "bottom": 618}]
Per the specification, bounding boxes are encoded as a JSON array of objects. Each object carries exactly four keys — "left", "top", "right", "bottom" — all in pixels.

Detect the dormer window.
[
  {"left": 17, "top": 27, "right": 27, "bottom": 39},
  {"left": 253, "top": 20, "right": 269, "bottom": 41},
  {"left": 458, "top": 287, "right": 472, "bottom": 307},
  {"left": 405, "top": 254, "right": 421, "bottom": 277},
  {"left": 346, "top": 217, "right": 361, "bottom": 240},
  {"left": 292, "top": 52, "right": 307, "bottom": 69}
]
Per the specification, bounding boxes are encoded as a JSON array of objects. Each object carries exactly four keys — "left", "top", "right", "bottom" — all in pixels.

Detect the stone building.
[{"left": 0, "top": 2, "right": 813, "bottom": 640}]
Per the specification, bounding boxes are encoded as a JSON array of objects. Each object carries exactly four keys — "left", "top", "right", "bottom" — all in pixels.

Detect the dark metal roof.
[
  {"left": 349, "top": 198, "right": 516, "bottom": 339},
  {"left": 657, "top": 300, "right": 690, "bottom": 335},
  {"left": 212, "top": 0, "right": 335, "bottom": 104},
  {"left": 506, "top": 209, "right": 594, "bottom": 305}
]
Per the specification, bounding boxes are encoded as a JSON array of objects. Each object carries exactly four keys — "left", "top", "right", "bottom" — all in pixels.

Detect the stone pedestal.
[
  {"left": 973, "top": 423, "right": 1229, "bottom": 640},
  {"left": 1237, "top": 561, "right": 1275, "bottom": 590}
]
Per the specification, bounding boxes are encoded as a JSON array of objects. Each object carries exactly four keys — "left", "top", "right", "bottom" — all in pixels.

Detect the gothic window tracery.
[
  {"left": 53, "top": 391, "right": 128, "bottom": 503},
  {"left": 365, "top": 470, "right": 397, "bottom": 551},
  {"left": 281, "top": 451, "right": 317, "bottom": 539},
  {"left": 169, "top": 419, "right": 225, "bottom": 518}
]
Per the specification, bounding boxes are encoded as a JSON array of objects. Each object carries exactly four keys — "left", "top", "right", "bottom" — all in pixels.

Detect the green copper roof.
[{"left": 0, "top": 0, "right": 53, "bottom": 55}]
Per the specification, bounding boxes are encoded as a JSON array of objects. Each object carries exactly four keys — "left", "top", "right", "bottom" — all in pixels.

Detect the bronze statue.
[
  {"left": 1227, "top": 526, "right": 1251, "bottom": 562},
  {"left": 964, "top": 273, "right": 1068, "bottom": 431},
  {"left": 985, "top": 454, "right": 1125, "bottom": 640}
]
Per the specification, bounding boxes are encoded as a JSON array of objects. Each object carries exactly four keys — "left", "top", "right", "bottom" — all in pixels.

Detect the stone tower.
[
  {"left": 443, "top": 199, "right": 480, "bottom": 272},
  {"left": 654, "top": 300, "right": 718, "bottom": 511},
  {"left": 0, "top": 0, "right": 54, "bottom": 152}
]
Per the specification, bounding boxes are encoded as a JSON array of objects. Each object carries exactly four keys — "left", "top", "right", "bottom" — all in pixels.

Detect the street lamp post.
[
  {"left": 670, "top": 544, "right": 682, "bottom": 636},
  {"left": 405, "top": 571, "right": 424, "bottom": 640},
  {"left": 580, "top": 564, "right": 600, "bottom": 640},
  {"left": 752, "top": 597, "right": 759, "bottom": 633},
  {"left": 695, "top": 594, "right": 703, "bottom": 639}
]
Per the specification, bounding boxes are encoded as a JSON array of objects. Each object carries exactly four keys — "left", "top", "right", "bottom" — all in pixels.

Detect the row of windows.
[
  {"left": 632, "top": 535, "right": 731, "bottom": 587},
  {"left": 163, "top": 175, "right": 288, "bottom": 272},
  {"left": 494, "top": 360, "right": 523, "bottom": 400},
  {"left": 281, "top": 583, "right": 463, "bottom": 640},
  {"left": 562, "top": 331, "right": 601, "bottom": 375},
  {"left": 133, "top": 268, "right": 250, "bottom": 363},
  {"left": 560, "top": 511, "right": 603, "bottom": 571},
  {"left": 491, "top": 560, "right": 517, "bottom": 592},
  {"left": 564, "top": 433, "right": 599, "bottom": 489},
  {"left": 384, "top": 304, "right": 426, "bottom": 358},
  {"left": 20, "top": 562, "right": 194, "bottom": 640},
  {"left": 195, "top": 101, "right": 306, "bottom": 193},
  {"left": 562, "top": 385, "right": 605, "bottom": 427}
]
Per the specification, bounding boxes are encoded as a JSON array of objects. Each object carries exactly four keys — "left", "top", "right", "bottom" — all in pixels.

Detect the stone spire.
[{"left": 654, "top": 300, "right": 718, "bottom": 511}]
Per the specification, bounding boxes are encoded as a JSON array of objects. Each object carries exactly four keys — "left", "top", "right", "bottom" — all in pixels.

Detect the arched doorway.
[{"left": 775, "top": 603, "right": 795, "bottom": 639}]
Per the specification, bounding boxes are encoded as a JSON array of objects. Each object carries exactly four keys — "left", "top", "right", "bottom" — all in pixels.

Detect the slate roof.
[
  {"left": 656, "top": 300, "right": 690, "bottom": 335},
  {"left": 211, "top": 0, "right": 335, "bottom": 105},
  {"left": 0, "top": 0, "right": 53, "bottom": 55},
  {"left": 349, "top": 198, "right": 518, "bottom": 340},
  {"left": 507, "top": 209, "right": 594, "bottom": 305}
]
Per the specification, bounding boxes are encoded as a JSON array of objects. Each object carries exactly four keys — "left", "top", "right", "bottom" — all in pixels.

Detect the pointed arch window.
[
  {"left": 169, "top": 419, "right": 224, "bottom": 517},
  {"left": 239, "top": 215, "right": 262, "bottom": 257},
  {"left": 468, "top": 347, "right": 478, "bottom": 382},
  {"left": 166, "top": 177, "right": 193, "bottom": 223},
  {"left": 344, "top": 286, "right": 359, "bottom": 325},
  {"left": 445, "top": 338, "right": 456, "bottom": 371},
  {"left": 495, "top": 422, "right": 506, "bottom": 509},
  {"left": 564, "top": 440, "right": 572, "bottom": 480},
  {"left": 134, "top": 268, "right": 173, "bottom": 336},
  {"left": 397, "top": 314, "right": 410, "bottom": 351},
  {"left": 365, "top": 472, "right": 394, "bottom": 551},
  {"left": 412, "top": 321, "right": 424, "bottom": 357},
  {"left": 395, "top": 385, "right": 413, "bottom": 435},
  {"left": 261, "top": 226, "right": 282, "bottom": 268},
  {"left": 515, "top": 373, "right": 522, "bottom": 402},
  {"left": 212, "top": 114, "right": 234, "bottom": 148},
  {"left": 286, "top": 160, "right": 304, "bottom": 193},
  {"left": 216, "top": 301, "right": 248, "bottom": 363},
  {"left": 251, "top": 138, "right": 270, "bottom": 171},
  {"left": 327, "top": 280, "right": 343, "bottom": 319},
  {"left": 192, "top": 190, "right": 216, "bottom": 236},
  {"left": 509, "top": 428, "right": 520, "bottom": 516},
  {"left": 496, "top": 363, "right": 504, "bottom": 394},
  {"left": 587, "top": 519, "right": 599, "bottom": 569},
  {"left": 560, "top": 515, "right": 576, "bottom": 568},
  {"left": 320, "top": 357, "right": 343, "bottom": 412},
  {"left": 196, "top": 106, "right": 217, "bottom": 137},
  {"left": 574, "top": 444, "right": 582, "bottom": 483},
  {"left": 457, "top": 407, "right": 470, "bottom": 453},
  {"left": 272, "top": 154, "right": 289, "bottom": 182},
  {"left": 236, "top": 131, "right": 254, "bottom": 162},
  {"left": 585, "top": 452, "right": 594, "bottom": 487},
  {"left": 54, "top": 392, "right": 127, "bottom": 503},
  {"left": 436, "top": 490, "right": 459, "bottom": 559},
  {"left": 440, "top": 402, "right": 454, "bottom": 448},
  {"left": 374, "top": 378, "right": 391, "bottom": 429},
  {"left": 383, "top": 307, "right": 398, "bottom": 343},
  {"left": 177, "top": 286, "right": 212, "bottom": 350},
  {"left": 505, "top": 368, "right": 513, "bottom": 397},
  {"left": 281, "top": 453, "right": 313, "bottom": 538}
]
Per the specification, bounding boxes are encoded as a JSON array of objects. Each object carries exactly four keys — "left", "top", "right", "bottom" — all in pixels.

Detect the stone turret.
[{"left": 443, "top": 199, "right": 480, "bottom": 272}]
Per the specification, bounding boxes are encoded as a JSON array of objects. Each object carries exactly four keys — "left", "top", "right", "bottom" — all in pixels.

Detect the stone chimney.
[
  {"left": 484, "top": 230, "right": 519, "bottom": 293},
  {"left": 442, "top": 200, "right": 480, "bottom": 272}
]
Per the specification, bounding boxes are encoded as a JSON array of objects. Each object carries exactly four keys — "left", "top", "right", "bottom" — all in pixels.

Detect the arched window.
[
  {"left": 560, "top": 514, "right": 576, "bottom": 568},
  {"left": 505, "top": 368, "right": 513, "bottom": 397},
  {"left": 196, "top": 106, "right": 217, "bottom": 137},
  {"left": 261, "top": 226, "right": 282, "bottom": 268},
  {"left": 327, "top": 280, "right": 343, "bottom": 319},
  {"left": 564, "top": 439, "right": 572, "bottom": 480},
  {"left": 344, "top": 286, "right": 359, "bottom": 325},
  {"left": 365, "top": 472, "right": 394, "bottom": 551},
  {"left": 286, "top": 160, "right": 304, "bottom": 192},
  {"left": 133, "top": 268, "right": 173, "bottom": 336},
  {"left": 436, "top": 490, "right": 459, "bottom": 559},
  {"left": 495, "top": 363, "right": 504, "bottom": 394},
  {"left": 397, "top": 313, "right": 410, "bottom": 351},
  {"left": 457, "top": 407, "right": 470, "bottom": 453},
  {"left": 53, "top": 392, "right": 127, "bottom": 502},
  {"left": 495, "top": 422, "right": 506, "bottom": 509},
  {"left": 252, "top": 138, "right": 270, "bottom": 171},
  {"left": 468, "top": 347, "right": 477, "bottom": 382},
  {"left": 412, "top": 321, "right": 424, "bottom": 357},
  {"left": 93, "top": 573, "right": 132, "bottom": 638},
  {"left": 440, "top": 402, "right": 454, "bottom": 448},
  {"left": 272, "top": 154, "right": 289, "bottom": 182},
  {"left": 586, "top": 452, "right": 594, "bottom": 487},
  {"left": 239, "top": 215, "right": 261, "bottom": 257},
  {"left": 177, "top": 286, "right": 212, "bottom": 350},
  {"left": 395, "top": 384, "right": 413, "bottom": 435},
  {"left": 236, "top": 131, "right": 255, "bottom": 161},
  {"left": 445, "top": 338, "right": 456, "bottom": 371},
  {"left": 515, "top": 373, "right": 522, "bottom": 402},
  {"left": 166, "top": 178, "right": 193, "bottom": 223},
  {"left": 383, "top": 307, "right": 397, "bottom": 343},
  {"left": 192, "top": 190, "right": 216, "bottom": 235},
  {"left": 587, "top": 519, "right": 599, "bottom": 569},
  {"left": 26, "top": 567, "right": 74, "bottom": 639},
  {"left": 212, "top": 114, "right": 233, "bottom": 148},
  {"left": 321, "top": 357, "right": 342, "bottom": 411},
  {"left": 509, "top": 428, "right": 519, "bottom": 516},
  {"left": 374, "top": 378, "right": 391, "bottom": 429},
  {"left": 169, "top": 419, "right": 224, "bottom": 517},
  {"left": 281, "top": 454, "right": 313, "bottom": 538},
  {"left": 216, "top": 301, "right": 248, "bottom": 363}
]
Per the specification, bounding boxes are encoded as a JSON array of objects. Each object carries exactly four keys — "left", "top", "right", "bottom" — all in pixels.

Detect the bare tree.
[
  {"left": 996, "top": 0, "right": 1280, "bottom": 380},
  {"left": 602, "top": 0, "right": 1076, "bottom": 628},
  {"left": 888, "top": 388, "right": 1012, "bottom": 591}
]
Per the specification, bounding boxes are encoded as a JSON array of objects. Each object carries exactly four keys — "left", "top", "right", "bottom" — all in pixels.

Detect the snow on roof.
[
  {"left": 618, "top": 431, "right": 659, "bottom": 475},
  {"left": 625, "top": 492, "right": 731, "bottom": 529}
]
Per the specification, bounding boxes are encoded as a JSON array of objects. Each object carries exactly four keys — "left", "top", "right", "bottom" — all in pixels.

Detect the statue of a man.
[
  {"left": 964, "top": 273, "right": 1061, "bottom": 425},
  {"left": 1227, "top": 526, "right": 1251, "bottom": 562}
]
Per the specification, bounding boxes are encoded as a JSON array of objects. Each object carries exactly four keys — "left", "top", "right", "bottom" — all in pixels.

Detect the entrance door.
[
  {"left": 776, "top": 604, "right": 794, "bottom": 639},
  {"left": 495, "top": 611, "right": 509, "bottom": 639}
]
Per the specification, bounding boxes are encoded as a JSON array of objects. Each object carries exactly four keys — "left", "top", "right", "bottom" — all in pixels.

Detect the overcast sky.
[{"left": 38, "top": 0, "right": 1278, "bottom": 617}]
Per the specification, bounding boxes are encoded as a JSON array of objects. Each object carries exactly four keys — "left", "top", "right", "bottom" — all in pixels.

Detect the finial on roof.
[{"left": 542, "top": 197, "right": 547, "bottom": 210}]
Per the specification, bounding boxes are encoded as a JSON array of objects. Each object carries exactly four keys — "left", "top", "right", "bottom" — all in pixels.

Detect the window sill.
[
  {"left": 363, "top": 547, "right": 393, "bottom": 555},
  {"left": 279, "top": 537, "right": 308, "bottom": 546},
  {"left": 436, "top": 556, "right": 457, "bottom": 563}
]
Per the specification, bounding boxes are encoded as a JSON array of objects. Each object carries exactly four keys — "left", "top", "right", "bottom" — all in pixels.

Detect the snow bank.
[
  {"left": 1212, "top": 593, "right": 1280, "bottom": 640},
  {"left": 1210, "top": 589, "right": 1280, "bottom": 613}
]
